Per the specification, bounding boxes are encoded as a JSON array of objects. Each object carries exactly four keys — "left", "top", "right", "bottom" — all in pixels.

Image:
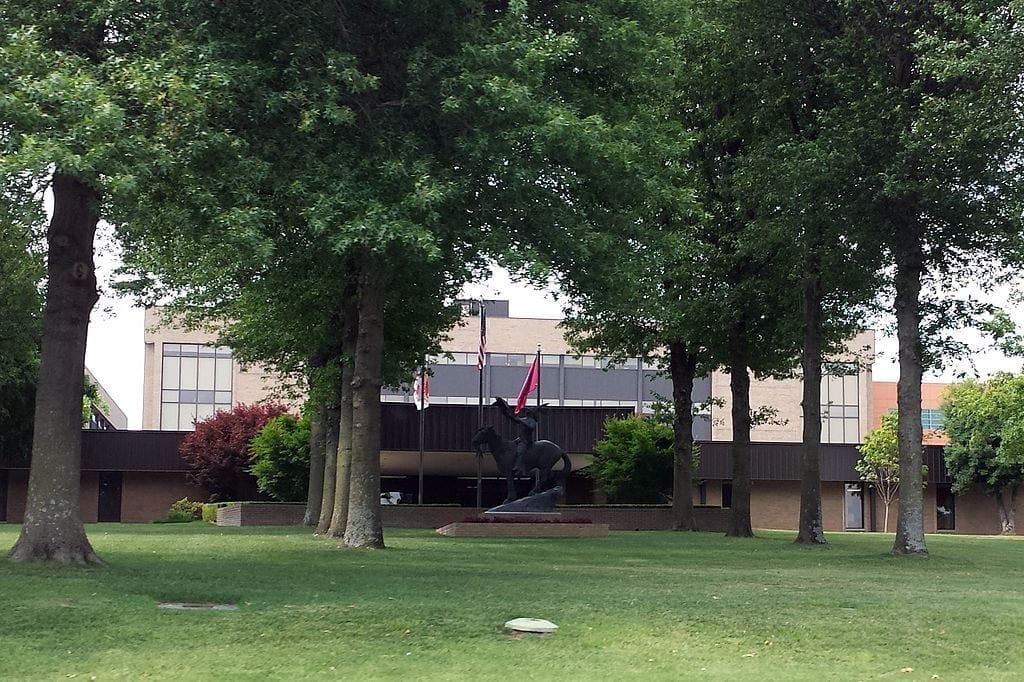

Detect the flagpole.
[
  {"left": 535, "top": 344, "right": 542, "bottom": 440},
  {"left": 476, "top": 301, "right": 487, "bottom": 508},
  {"left": 417, "top": 364, "right": 425, "bottom": 505},
  {"left": 478, "top": 302, "right": 486, "bottom": 427}
]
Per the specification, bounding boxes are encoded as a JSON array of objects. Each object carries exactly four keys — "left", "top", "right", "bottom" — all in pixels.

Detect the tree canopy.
[
  {"left": 590, "top": 414, "right": 675, "bottom": 505},
  {"left": 856, "top": 410, "right": 903, "bottom": 533},
  {"left": 249, "top": 413, "right": 312, "bottom": 503},
  {"left": 943, "top": 375, "right": 1024, "bottom": 534}
]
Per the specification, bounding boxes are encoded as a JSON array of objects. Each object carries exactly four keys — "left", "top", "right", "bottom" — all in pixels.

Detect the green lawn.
[{"left": 1, "top": 525, "right": 1023, "bottom": 680}]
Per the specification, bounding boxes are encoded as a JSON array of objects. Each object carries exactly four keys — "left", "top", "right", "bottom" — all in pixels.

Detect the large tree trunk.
[
  {"left": 328, "top": 302, "right": 358, "bottom": 538},
  {"left": 726, "top": 354, "right": 754, "bottom": 537},
  {"left": 8, "top": 173, "right": 101, "bottom": 565},
  {"left": 669, "top": 342, "right": 697, "bottom": 531},
  {"left": 315, "top": 398, "right": 340, "bottom": 534},
  {"left": 343, "top": 266, "right": 385, "bottom": 549},
  {"left": 995, "top": 487, "right": 1017, "bottom": 535},
  {"left": 327, "top": 367, "right": 354, "bottom": 537},
  {"left": 892, "top": 236, "right": 928, "bottom": 555},
  {"left": 303, "top": 399, "right": 327, "bottom": 527},
  {"left": 796, "top": 254, "right": 826, "bottom": 545}
]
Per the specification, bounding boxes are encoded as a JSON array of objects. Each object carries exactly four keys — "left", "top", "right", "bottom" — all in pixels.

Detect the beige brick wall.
[
  {"left": 445, "top": 315, "right": 569, "bottom": 354},
  {"left": 711, "top": 480, "right": 876, "bottom": 533},
  {"left": 142, "top": 308, "right": 297, "bottom": 429},
  {"left": 750, "top": 480, "right": 802, "bottom": 530},
  {"left": 711, "top": 330, "right": 875, "bottom": 443}
]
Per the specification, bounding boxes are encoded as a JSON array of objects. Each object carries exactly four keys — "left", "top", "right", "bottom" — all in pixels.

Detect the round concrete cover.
[
  {"left": 158, "top": 602, "right": 239, "bottom": 611},
  {"left": 505, "top": 618, "right": 558, "bottom": 633}
]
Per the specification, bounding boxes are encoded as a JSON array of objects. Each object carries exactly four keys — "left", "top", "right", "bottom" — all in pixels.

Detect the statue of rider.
[{"left": 493, "top": 397, "right": 538, "bottom": 476}]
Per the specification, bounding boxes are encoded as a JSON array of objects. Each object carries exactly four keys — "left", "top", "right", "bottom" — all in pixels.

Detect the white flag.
[{"left": 413, "top": 372, "right": 430, "bottom": 410}]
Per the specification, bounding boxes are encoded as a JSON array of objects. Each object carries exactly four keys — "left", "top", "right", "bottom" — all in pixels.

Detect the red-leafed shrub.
[{"left": 179, "top": 403, "right": 289, "bottom": 502}]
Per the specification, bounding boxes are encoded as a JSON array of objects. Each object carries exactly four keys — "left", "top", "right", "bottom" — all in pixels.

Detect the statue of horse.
[{"left": 471, "top": 425, "right": 572, "bottom": 504}]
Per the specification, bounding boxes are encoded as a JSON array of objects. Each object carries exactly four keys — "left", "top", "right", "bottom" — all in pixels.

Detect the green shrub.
[
  {"left": 201, "top": 503, "right": 224, "bottom": 524},
  {"left": 589, "top": 415, "right": 674, "bottom": 503},
  {"left": 164, "top": 497, "right": 203, "bottom": 523},
  {"left": 249, "top": 413, "right": 311, "bottom": 502}
]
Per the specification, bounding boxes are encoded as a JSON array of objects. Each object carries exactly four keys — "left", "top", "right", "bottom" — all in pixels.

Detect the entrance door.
[
  {"left": 97, "top": 473, "right": 123, "bottom": 522},
  {"left": 844, "top": 483, "right": 864, "bottom": 530}
]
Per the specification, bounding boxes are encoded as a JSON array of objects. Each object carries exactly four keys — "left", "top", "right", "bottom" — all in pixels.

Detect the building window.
[
  {"left": 721, "top": 482, "right": 732, "bottom": 509},
  {"left": 160, "top": 343, "right": 233, "bottom": 430},
  {"left": 821, "top": 365, "right": 860, "bottom": 444},
  {"left": 922, "top": 408, "right": 945, "bottom": 431},
  {"left": 844, "top": 482, "right": 864, "bottom": 530},
  {"left": 936, "top": 484, "right": 956, "bottom": 530}
]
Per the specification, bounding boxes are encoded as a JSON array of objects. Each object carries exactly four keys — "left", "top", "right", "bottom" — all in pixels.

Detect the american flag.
[{"left": 476, "top": 302, "right": 487, "bottom": 370}]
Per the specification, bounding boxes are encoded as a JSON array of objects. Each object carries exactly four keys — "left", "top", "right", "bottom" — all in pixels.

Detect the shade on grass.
[{"left": 2, "top": 525, "right": 1023, "bottom": 680}]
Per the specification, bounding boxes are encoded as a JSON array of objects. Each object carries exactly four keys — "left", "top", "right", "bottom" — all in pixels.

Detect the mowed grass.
[{"left": 1, "top": 525, "right": 1023, "bottom": 680}]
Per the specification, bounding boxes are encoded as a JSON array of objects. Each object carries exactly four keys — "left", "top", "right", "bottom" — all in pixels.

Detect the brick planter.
[
  {"left": 215, "top": 502, "right": 304, "bottom": 526},
  {"left": 213, "top": 502, "right": 730, "bottom": 532},
  {"left": 436, "top": 522, "right": 609, "bottom": 537}
]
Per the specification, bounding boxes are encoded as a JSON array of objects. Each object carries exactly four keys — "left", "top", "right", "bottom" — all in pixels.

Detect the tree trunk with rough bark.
[
  {"left": 327, "top": 367, "right": 354, "bottom": 538},
  {"left": 303, "top": 399, "right": 327, "bottom": 527},
  {"left": 669, "top": 342, "right": 697, "bottom": 531},
  {"left": 995, "top": 487, "right": 1017, "bottom": 535},
  {"left": 315, "top": 399, "right": 340, "bottom": 534},
  {"left": 726, "top": 355, "right": 754, "bottom": 537},
  {"left": 328, "top": 303, "right": 357, "bottom": 538},
  {"left": 343, "top": 266, "right": 385, "bottom": 549},
  {"left": 796, "top": 255, "right": 826, "bottom": 545},
  {"left": 8, "top": 173, "right": 101, "bottom": 565},
  {"left": 892, "top": 235, "right": 928, "bottom": 556}
]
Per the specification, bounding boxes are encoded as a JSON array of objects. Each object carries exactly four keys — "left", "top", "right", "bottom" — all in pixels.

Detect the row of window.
[
  {"left": 160, "top": 344, "right": 234, "bottom": 430},
  {"left": 427, "top": 352, "right": 659, "bottom": 370},
  {"left": 922, "top": 408, "right": 946, "bottom": 430},
  {"left": 821, "top": 369, "right": 861, "bottom": 444},
  {"left": 162, "top": 343, "right": 232, "bottom": 358},
  {"left": 380, "top": 395, "right": 654, "bottom": 409},
  {"left": 156, "top": 342, "right": 874, "bottom": 441}
]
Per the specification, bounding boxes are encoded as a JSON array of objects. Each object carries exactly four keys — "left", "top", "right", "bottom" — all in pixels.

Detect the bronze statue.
[
  {"left": 492, "top": 396, "right": 538, "bottom": 475},
  {"left": 471, "top": 423, "right": 571, "bottom": 504}
]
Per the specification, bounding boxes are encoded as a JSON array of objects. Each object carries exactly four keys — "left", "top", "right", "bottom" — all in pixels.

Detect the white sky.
[{"left": 84, "top": 227, "right": 1023, "bottom": 429}]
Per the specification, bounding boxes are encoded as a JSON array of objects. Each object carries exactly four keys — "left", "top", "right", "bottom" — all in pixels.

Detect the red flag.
[{"left": 515, "top": 354, "right": 540, "bottom": 414}]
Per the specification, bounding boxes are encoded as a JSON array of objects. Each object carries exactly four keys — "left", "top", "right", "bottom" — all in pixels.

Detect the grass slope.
[{"left": 2, "top": 525, "right": 1023, "bottom": 680}]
